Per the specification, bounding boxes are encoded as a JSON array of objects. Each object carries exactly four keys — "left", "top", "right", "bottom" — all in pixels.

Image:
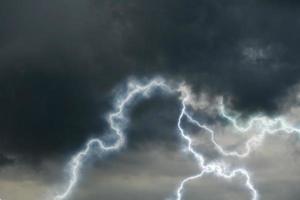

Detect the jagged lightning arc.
[
  {"left": 53, "top": 77, "right": 300, "bottom": 200},
  {"left": 53, "top": 78, "right": 173, "bottom": 200}
]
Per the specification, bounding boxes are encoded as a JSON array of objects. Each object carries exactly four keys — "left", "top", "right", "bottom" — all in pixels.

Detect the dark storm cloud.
[
  {"left": 0, "top": 154, "right": 14, "bottom": 166},
  {"left": 1, "top": 0, "right": 300, "bottom": 162}
]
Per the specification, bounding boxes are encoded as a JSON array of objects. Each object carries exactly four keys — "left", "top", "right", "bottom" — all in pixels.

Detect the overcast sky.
[{"left": 1, "top": 0, "right": 300, "bottom": 200}]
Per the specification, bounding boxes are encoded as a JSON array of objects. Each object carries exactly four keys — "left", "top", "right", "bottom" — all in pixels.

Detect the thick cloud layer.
[{"left": 1, "top": 0, "right": 300, "bottom": 163}]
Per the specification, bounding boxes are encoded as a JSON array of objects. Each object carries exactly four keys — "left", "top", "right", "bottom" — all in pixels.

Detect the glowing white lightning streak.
[
  {"left": 174, "top": 87, "right": 258, "bottom": 200},
  {"left": 217, "top": 98, "right": 300, "bottom": 157},
  {"left": 54, "top": 78, "right": 173, "bottom": 200}
]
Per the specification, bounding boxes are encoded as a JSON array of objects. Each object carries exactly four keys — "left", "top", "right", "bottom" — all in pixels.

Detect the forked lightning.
[{"left": 52, "top": 77, "right": 300, "bottom": 200}]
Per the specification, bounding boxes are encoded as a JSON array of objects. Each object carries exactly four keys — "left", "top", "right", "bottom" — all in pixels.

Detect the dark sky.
[
  {"left": 1, "top": 0, "right": 300, "bottom": 161},
  {"left": 1, "top": 1, "right": 300, "bottom": 200}
]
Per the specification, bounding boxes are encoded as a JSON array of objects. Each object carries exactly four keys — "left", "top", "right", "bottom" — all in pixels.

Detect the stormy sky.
[{"left": 1, "top": 0, "right": 300, "bottom": 200}]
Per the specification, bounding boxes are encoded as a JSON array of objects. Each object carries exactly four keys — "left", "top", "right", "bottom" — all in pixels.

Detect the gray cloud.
[{"left": 1, "top": 134, "right": 300, "bottom": 200}]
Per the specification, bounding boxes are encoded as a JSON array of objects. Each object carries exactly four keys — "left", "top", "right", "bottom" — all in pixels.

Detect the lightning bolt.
[
  {"left": 173, "top": 86, "right": 258, "bottom": 200},
  {"left": 52, "top": 77, "right": 300, "bottom": 200},
  {"left": 218, "top": 98, "right": 300, "bottom": 158},
  {"left": 54, "top": 78, "right": 173, "bottom": 200}
]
